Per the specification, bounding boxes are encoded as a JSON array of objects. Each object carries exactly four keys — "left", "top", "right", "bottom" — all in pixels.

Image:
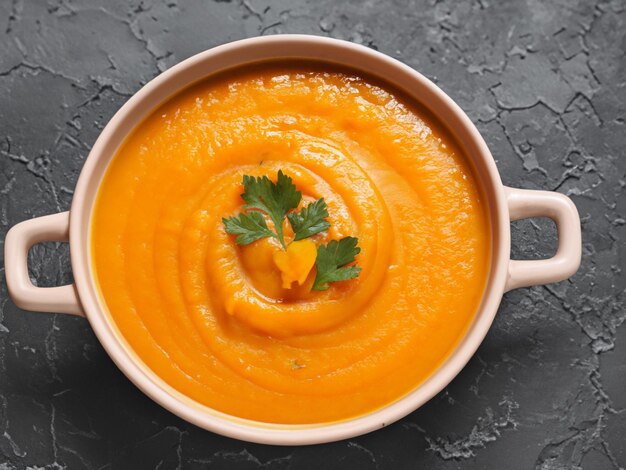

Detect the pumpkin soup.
[{"left": 91, "top": 64, "right": 490, "bottom": 424}]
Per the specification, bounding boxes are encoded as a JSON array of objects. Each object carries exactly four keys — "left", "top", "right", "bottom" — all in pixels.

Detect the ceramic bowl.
[{"left": 4, "top": 35, "right": 581, "bottom": 445}]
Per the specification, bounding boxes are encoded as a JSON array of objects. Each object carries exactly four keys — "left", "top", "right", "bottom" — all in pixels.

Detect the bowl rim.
[{"left": 70, "top": 34, "right": 510, "bottom": 445}]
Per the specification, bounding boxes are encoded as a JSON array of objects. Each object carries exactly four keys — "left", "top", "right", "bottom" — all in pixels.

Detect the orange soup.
[{"left": 91, "top": 64, "right": 490, "bottom": 424}]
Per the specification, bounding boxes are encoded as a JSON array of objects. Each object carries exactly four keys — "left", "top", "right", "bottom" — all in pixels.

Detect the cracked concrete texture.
[{"left": 0, "top": 0, "right": 624, "bottom": 468}]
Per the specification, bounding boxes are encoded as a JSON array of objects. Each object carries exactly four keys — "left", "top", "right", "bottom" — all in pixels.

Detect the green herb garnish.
[
  {"left": 221, "top": 211, "right": 275, "bottom": 246},
  {"left": 222, "top": 171, "right": 361, "bottom": 290},
  {"left": 312, "top": 237, "right": 362, "bottom": 291},
  {"left": 239, "top": 170, "right": 301, "bottom": 248},
  {"left": 287, "top": 198, "right": 331, "bottom": 241}
]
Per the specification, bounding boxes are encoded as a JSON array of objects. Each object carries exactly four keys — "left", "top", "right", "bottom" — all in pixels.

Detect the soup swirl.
[{"left": 92, "top": 64, "right": 490, "bottom": 424}]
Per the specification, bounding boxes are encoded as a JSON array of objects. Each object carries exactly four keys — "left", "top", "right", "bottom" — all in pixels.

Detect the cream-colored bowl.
[{"left": 3, "top": 35, "right": 581, "bottom": 445}]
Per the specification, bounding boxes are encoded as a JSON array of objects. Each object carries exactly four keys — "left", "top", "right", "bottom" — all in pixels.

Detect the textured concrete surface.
[{"left": 0, "top": 0, "right": 624, "bottom": 468}]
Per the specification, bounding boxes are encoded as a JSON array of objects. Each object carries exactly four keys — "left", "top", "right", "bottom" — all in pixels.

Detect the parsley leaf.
[
  {"left": 241, "top": 170, "right": 301, "bottom": 248},
  {"left": 223, "top": 171, "right": 361, "bottom": 291},
  {"left": 222, "top": 212, "right": 276, "bottom": 246},
  {"left": 287, "top": 198, "right": 331, "bottom": 241},
  {"left": 312, "top": 236, "right": 362, "bottom": 291}
]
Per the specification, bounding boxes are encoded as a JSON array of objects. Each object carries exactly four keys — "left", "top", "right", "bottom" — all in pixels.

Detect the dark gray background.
[{"left": 0, "top": 0, "right": 624, "bottom": 469}]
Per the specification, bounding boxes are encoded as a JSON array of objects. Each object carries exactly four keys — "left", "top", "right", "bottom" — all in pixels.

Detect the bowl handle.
[
  {"left": 4, "top": 211, "right": 84, "bottom": 316},
  {"left": 504, "top": 187, "right": 582, "bottom": 292}
]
